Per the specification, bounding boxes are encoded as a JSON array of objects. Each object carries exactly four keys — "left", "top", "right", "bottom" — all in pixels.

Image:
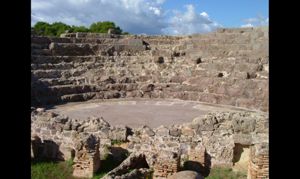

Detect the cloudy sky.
[{"left": 31, "top": 0, "right": 269, "bottom": 35}]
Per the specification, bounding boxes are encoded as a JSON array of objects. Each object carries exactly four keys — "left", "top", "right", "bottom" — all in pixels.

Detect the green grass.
[
  {"left": 205, "top": 167, "right": 247, "bottom": 179},
  {"left": 31, "top": 151, "right": 129, "bottom": 179},
  {"left": 111, "top": 140, "right": 125, "bottom": 146},
  {"left": 31, "top": 159, "right": 75, "bottom": 179},
  {"left": 31, "top": 156, "right": 118, "bottom": 179}
]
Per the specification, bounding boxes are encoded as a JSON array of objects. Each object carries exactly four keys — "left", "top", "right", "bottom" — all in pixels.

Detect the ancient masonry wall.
[
  {"left": 31, "top": 27, "right": 269, "bottom": 112},
  {"left": 31, "top": 109, "right": 269, "bottom": 178},
  {"left": 153, "top": 150, "right": 180, "bottom": 178},
  {"left": 248, "top": 144, "right": 269, "bottom": 179},
  {"left": 72, "top": 134, "right": 101, "bottom": 178},
  {"left": 187, "top": 145, "right": 207, "bottom": 174}
]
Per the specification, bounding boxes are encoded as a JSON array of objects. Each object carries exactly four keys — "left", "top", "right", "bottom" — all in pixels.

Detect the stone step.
[
  {"left": 189, "top": 37, "right": 255, "bottom": 44},
  {"left": 49, "top": 84, "right": 100, "bottom": 95},
  {"left": 37, "top": 77, "right": 86, "bottom": 86},
  {"left": 31, "top": 61, "right": 105, "bottom": 70},
  {"left": 31, "top": 69, "right": 87, "bottom": 79},
  {"left": 48, "top": 42, "right": 147, "bottom": 56},
  {"left": 60, "top": 92, "right": 98, "bottom": 103},
  {"left": 190, "top": 43, "right": 254, "bottom": 50},
  {"left": 31, "top": 49, "right": 52, "bottom": 56},
  {"left": 59, "top": 90, "right": 125, "bottom": 102},
  {"left": 156, "top": 90, "right": 266, "bottom": 111},
  {"left": 31, "top": 37, "right": 51, "bottom": 45},
  {"left": 73, "top": 38, "right": 119, "bottom": 44},
  {"left": 196, "top": 62, "right": 263, "bottom": 73},
  {"left": 186, "top": 49, "right": 256, "bottom": 58},
  {"left": 31, "top": 43, "right": 49, "bottom": 50},
  {"left": 31, "top": 55, "right": 158, "bottom": 65},
  {"left": 200, "top": 56, "right": 269, "bottom": 65},
  {"left": 31, "top": 56, "right": 115, "bottom": 64}
]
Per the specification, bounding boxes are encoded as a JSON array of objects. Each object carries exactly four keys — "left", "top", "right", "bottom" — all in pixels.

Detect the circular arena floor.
[{"left": 49, "top": 99, "right": 253, "bottom": 128}]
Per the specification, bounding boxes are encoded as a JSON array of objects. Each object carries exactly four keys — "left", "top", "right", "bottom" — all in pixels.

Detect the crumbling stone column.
[
  {"left": 247, "top": 143, "right": 269, "bottom": 179},
  {"left": 73, "top": 134, "right": 101, "bottom": 178},
  {"left": 187, "top": 144, "right": 207, "bottom": 174},
  {"left": 153, "top": 150, "right": 180, "bottom": 179}
]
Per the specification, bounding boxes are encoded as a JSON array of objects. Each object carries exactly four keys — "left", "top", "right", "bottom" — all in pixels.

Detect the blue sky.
[
  {"left": 162, "top": 0, "right": 268, "bottom": 27},
  {"left": 31, "top": 0, "right": 268, "bottom": 35}
]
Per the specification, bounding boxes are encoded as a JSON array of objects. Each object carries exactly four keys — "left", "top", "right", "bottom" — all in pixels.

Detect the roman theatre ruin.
[{"left": 31, "top": 27, "right": 269, "bottom": 179}]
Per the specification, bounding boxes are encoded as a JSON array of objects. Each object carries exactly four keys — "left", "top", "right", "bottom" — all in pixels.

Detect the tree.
[
  {"left": 33, "top": 21, "right": 72, "bottom": 36},
  {"left": 32, "top": 21, "right": 125, "bottom": 36},
  {"left": 33, "top": 21, "right": 51, "bottom": 36},
  {"left": 50, "top": 22, "right": 72, "bottom": 36},
  {"left": 70, "top": 25, "right": 90, "bottom": 33},
  {"left": 89, "top": 21, "right": 122, "bottom": 34}
]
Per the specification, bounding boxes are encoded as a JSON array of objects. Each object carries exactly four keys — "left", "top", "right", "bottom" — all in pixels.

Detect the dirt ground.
[{"left": 48, "top": 98, "right": 257, "bottom": 128}]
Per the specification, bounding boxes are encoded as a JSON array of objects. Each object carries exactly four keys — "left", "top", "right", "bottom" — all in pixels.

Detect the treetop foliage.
[{"left": 32, "top": 21, "right": 129, "bottom": 37}]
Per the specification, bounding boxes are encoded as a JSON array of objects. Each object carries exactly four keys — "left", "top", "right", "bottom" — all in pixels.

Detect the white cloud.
[
  {"left": 162, "top": 4, "right": 221, "bottom": 35},
  {"left": 31, "top": 0, "right": 221, "bottom": 35},
  {"left": 241, "top": 23, "right": 254, "bottom": 28},
  {"left": 241, "top": 15, "right": 268, "bottom": 27},
  {"left": 32, "top": 0, "right": 167, "bottom": 34}
]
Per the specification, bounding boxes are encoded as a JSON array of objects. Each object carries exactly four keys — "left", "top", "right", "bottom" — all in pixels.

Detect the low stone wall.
[
  {"left": 31, "top": 108, "right": 268, "bottom": 178},
  {"left": 31, "top": 108, "right": 128, "bottom": 162}
]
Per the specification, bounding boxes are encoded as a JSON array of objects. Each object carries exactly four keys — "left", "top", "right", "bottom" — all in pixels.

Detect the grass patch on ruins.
[
  {"left": 31, "top": 159, "right": 74, "bottom": 179},
  {"left": 111, "top": 139, "right": 126, "bottom": 146},
  {"left": 205, "top": 167, "right": 247, "bottom": 179},
  {"left": 31, "top": 156, "right": 120, "bottom": 179}
]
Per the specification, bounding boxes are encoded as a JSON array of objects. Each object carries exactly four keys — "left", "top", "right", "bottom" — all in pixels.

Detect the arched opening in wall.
[
  {"left": 232, "top": 143, "right": 250, "bottom": 174},
  {"left": 100, "top": 152, "right": 151, "bottom": 178}
]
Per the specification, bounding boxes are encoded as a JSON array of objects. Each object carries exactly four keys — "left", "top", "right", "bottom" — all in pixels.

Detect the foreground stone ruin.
[
  {"left": 31, "top": 109, "right": 268, "bottom": 178},
  {"left": 31, "top": 27, "right": 269, "bottom": 178}
]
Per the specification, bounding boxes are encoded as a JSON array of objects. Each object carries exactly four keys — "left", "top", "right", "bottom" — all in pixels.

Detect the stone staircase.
[{"left": 31, "top": 27, "right": 268, "bottom": 112}]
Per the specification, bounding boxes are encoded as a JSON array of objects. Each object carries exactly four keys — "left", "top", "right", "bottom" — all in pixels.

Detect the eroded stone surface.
[
  {"left": 31, "top": 27, "right": 268, "bottom": 178},
  {"left": 31, "top": 108, "right": 268, "bottom": 178},
  {"left": 31, "top": 27, "right": 268, "bottom": 112},
  {"left": 167, "top": 171, "right": 204, "bottom": 179}
]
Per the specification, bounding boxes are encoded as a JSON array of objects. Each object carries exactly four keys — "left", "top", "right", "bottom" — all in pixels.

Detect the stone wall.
[
  {"left": 31, "top": 109, "right": 268, "bottom": 178},
  {"left": 72, "top": 134, "right": 101, "bottom": 178},
  {"left": 153, "top": 150, "right": 180, "bottom": 178},
  {"left": 31, "top": 27, "right": 268, "bottom": 112},
  {"left": 248, "top": 143, "right": 269, "bottom": 179},
  {"left": 102, "top": 152, "right": 151, "bottom": 179},
  {"left": 31, "top": 109, "right": 128, "bottom": 162}
]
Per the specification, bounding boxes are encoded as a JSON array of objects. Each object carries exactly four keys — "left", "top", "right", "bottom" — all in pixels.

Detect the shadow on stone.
[
  {"left": 110, "top": 146, "right": 130, "bottom": 164},
  {"left": 31, "top": 137, "right": 64, "bottom": 162},
  {"left": 183, "top": 152, "right": 212, "bottom": 177}
]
